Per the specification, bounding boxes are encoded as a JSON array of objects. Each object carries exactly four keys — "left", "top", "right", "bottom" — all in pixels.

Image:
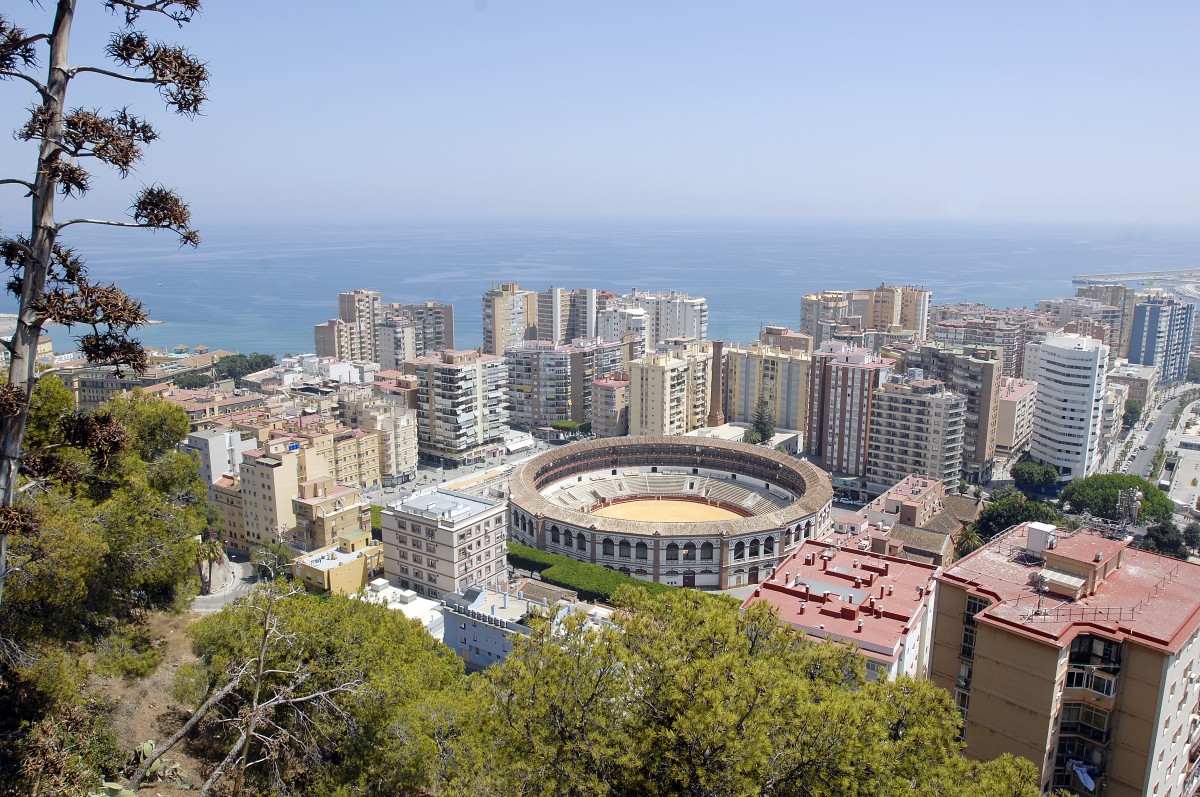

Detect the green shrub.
[
  {"left": 371, "top": 504, "right": 383, "bottom": 532},
  {"left": 508, "top": 543, "right": 676, "bottom": 602},
  {"left": 94, "top": 628, "right": 164, "bottom": 680}
]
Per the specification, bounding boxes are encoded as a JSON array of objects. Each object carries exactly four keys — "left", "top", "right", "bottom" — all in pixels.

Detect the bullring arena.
[{"left": 507, "top": 435, "right": 834, "bottom": 589}]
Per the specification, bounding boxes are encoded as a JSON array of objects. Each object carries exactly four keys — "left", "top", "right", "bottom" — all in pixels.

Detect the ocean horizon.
[{"left": 8, "top": 218, "right": 1200, "bottom": 358}]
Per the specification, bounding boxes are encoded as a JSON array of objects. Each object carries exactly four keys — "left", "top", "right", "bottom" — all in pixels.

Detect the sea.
[{"left": 8, "top": 219, "right": 1200, "bottom": 358}]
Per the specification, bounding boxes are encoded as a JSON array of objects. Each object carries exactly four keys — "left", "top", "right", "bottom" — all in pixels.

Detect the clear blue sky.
[{"left": 2, "top": 1, "right": 1199, "bottom": 225}]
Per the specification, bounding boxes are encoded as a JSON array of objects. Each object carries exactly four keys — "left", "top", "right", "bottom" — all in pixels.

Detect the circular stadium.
[{"left": 507, "top": 435, "right": 834, "bottom": 589}]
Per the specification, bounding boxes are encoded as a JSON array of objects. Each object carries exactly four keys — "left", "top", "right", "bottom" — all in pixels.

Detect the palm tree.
[
  {"left": 954, "top": 525, "right": 984, "bottom": 558},
  {"left": 197, "top": 536, "right": 225, "bottom": 595}
]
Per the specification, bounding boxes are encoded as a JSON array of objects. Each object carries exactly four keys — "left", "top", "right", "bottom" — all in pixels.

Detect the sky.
[{"left": 1, "top": 1, "right": 1199, "bottom": 226}]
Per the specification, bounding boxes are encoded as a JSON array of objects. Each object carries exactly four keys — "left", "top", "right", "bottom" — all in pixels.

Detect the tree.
[
  {"left": 173, "top": 371, "right": 214, "bottom": 389},
  {"left": 153, "top": 580, "right": 462, "bottom": 796},
  {"left": 196, "top": 532, "right": 223, "bottom": 595},
  {"left": 1010, "top": 459, "right": 1058, "bottom": 491},
  {"left": 1185, "top": 521, "right": 1200, "bottom": 552},
  {"left": 752, "top": 395, "right": 775, "bottom": 442},
  {"left": 0, "top": 1, "right": 208, "bottom": 608},
  {"left": 1134, "top": 520, "right": 1189, "bottom": 560},
  {"left": 972, "top": 487, "right": 1061, "bottom": 542},
  {"left": 1123, "top": 399, "right": 1144, "bottom": 429},
  {"left": 1058, "top": 474, "right": 1174, "bottom": 526},
  {"left": 214, "top": 352, "right": 276, "bottom": 382},
  {"left": 433, "top": 587, "right": 1044, "bottom": 797}
]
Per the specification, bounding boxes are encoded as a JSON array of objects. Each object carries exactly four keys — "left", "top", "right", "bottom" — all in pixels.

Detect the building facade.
[
  {"left": 723, "top": 343, "right": 811, "bottom": 435},
  {"left": 628, "top": 341, "right": 717, "bottom": 436},
  {"left": 932, "top": 521, "right": 1200, "bottom": 796},
  {"left": 482, "top": 282, "right": 538, "bottom": 356},
  {"left": 1024, "top": 333, "right": 1109, "bottom": 481},
  {"left": 995, "top": 377, "right": 1038, "bottom": 458},
  {"left": 380, "top": 487, "right": 508, "bottom": 600},
  {"left": 864, "top": 375, "right": 966, "bottom": 495},
  {"left": 405, "top": 349, "right": 510, "bottom": 466},
  {"left": 806, "top": 341, "right": 895, "bottom": 477},
  {"left": 1129, "top": 294, "right": 1195, "bottom": 384},
  {"left": 505, "top": 337, "right": 626, "bottom": 428}
]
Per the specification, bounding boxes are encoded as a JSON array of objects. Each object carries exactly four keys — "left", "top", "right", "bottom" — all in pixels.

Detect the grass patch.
[
  {"left": 508, "top": 543, "right": 677, "bottom": 603},
  {"left": 371, "top": 504, "right": 382, "bottom": 532},
  {"left": 94, "top": 627, "right": 164, "bottom": 680}
]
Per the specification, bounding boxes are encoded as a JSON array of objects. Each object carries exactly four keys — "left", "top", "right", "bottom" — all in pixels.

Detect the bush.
[
  {"left": 508, "top": 543, "right": 677, "bottom": 603},
  {"left": 94, "top": 628, "right": 164, "bottom": 680}
]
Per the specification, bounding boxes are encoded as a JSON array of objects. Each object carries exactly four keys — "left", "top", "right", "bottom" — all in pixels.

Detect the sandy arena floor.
[{"left": 590, "top": 498, "right": 742, "bottom": 522}]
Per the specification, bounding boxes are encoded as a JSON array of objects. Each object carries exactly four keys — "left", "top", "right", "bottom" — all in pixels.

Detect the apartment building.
[
  {"left": 505, "top": 337, "right": 625, "bottom": 428},
  {"left": 482, "top": 282, "right": 538, "bottom": 356},
  {"left": 742, "top": 539, "right": 939, "bottom": 681},
  {"left": 238, "top": 443, "right": 300, "bottom": 549},
  {"left": 65, "top": 348, "right": 236, "bottom": 411},
  {"left": 592, "top": 371, "right": 630, "bottom": 438},
  {"left": 380, "top": 487, "right": 508, "bottom": 600},
  {"left": 596, "top": 305, "right": 649, "bottom": 360},
  {"left": 314, "top": 289, "right": 382, "bottom": 362},
  {"left": 336, "top": 390, "right": 419, "bottom": 484},
  {"left": 902, "top": 344, "right": 1001, "bottom": 485},
  {"left": 387, "top": 301, "right": 455, "bottom": 354},
  {"left": 405, "top": 349, "right": 510, "bottom": 466},
  {"left": 995, "top": 377, "right": 1038, "bottom": 457},
  {"left": 723, "top": 342, "right": 811, "bottom": 434},
  {"left": 1076, "top": 284, "right": 1139, "bottom": 359},
  {"left": 183, "top": 427, "right": 256, "bottom": 485},
  {"left": 1106, "top": 362, "right": 1158, "bottom": 407},
  {"left": 623, "top": 289, "right": 708, "bottom": 347},
  {"left": 536, "top": 287, "right": 608, "bottom": 345},
  {"left": 628, "top": 340, "right": 717, "bottom": 436},
  {"left": 806, "top": 340, "right": 894, "bottom": 477},
  {"left": 375, "top": 318, "right": 419, "bottom": 370},
  {"left": 292, "top": 530, "right": 383, "bottom": 595},
  {"left": 290, "top": 476, "right": 370, "bottom": 551},
  {"left": 800, "top": 286, "right": 929, "bottom": 347},
  {"left": 933, "top": 521, "right": 1200, "bottom": 796},
  {"left": 1038, "top": 297, "right": 1123, "bottom": 358},
  {"left": 1129, "top": 294, "right": 1195, "bottom": 384},
  {"left": 864, "top": 375, "right": 965, "bottom": 495},
  {"left": 758, "top": 324, "right": 813, "bottom": 355},
  {"left": 1024, "top": 333, "right": 1109, "bottom": 481},
  {"left": 211, "top": 474, "right": 247, "bottom": 549}
]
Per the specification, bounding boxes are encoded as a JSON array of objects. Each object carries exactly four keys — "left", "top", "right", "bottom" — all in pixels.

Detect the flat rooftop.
[
  {"left": 940, "top": 523, "right": 1200, "bottom": 654},
  {"left": 389, "top": 487, "right": 499, "bottom": 521},
  {"left": 743, "top": 539, "right": 939, "bottom": 662}
]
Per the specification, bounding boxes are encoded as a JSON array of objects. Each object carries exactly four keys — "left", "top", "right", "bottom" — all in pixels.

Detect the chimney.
[
  {"left": 887, "top": 585, "right": 893, "bottom": 596},
  {"left": 856, "top": 619, "right": 864, "bottom": 633},
  {"left": 820, "top": 558, "right": 827, "bottom": 571},
  {"left": 869, "top": 596, "right": 876, "bottom": 609},
  {"left": 1095, "top": 551, "right": 1103, "bottom": 562},
  {"left": 799, "top": 601, "right": 806, "bottom": 614},
  {"left": 784, "top": 571, "right": 790, "bottom": 583},
  {"left": 853, "top": 559, "right": 859, "bottom": 568},
  {"left": 854, "top": 578, "right": 862, "bottom": 588},
  {"left": 879, "top": 585, "right": 885, "bottom": 599}
]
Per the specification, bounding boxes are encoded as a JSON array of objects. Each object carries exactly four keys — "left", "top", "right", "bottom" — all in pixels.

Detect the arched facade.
[{"left": 508, "top": 435, "right": 834, "bottom": 588}]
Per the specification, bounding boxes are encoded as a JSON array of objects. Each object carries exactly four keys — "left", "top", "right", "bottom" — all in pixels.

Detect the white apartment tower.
[
  {"left": 625, "top": 289, "right": 708, "bottom": 347},
  {"left": 1024, "top": 333, "right": 1109, "bottom": 481}
]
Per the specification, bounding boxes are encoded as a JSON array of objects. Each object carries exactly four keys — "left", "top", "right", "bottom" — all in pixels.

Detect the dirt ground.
[
  {"left": 91, "top": 610, "right": 206, "bottom": 796},
  {"left": 590, "top": 497, "right": 743, "bottom": 522}
]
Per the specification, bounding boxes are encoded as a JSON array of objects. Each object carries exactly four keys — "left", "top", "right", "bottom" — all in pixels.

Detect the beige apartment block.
[
  {"left": 239, "top": 444, "right": 300, "bottom": 548},
  {"left": 385, "top": 301, "right": 455, "bottom": 353},
  {"left": 482, "top": 282, "right": 539, "bottom": 356},
  {"left": 592, "top": 371, "right": 630, "bottom": 438},
  {"left": 933, "top": 521, "right": 1200, "bottom": 796},
  {"left": 337, "top": 391, "right": 419, "bottom": 484},
  {"left": 291, "top": 476, "right": 370, "bottom": 551},
  {"left": 212, "top": 473, "right": 248, "bottom": 549},
  {"left": 758, "top": 324, "right": 813, "bottom": 355},
  {"left": 995, "top": 377, "right": 1038, "bottom": 458},
  {"left": 381, "top": 488, "right": 508, "bottom": 601},
  {"left": 292, "top": 530, "right": 383, "bottom": 595},
  {"left": 628, "top": 341, "right": 717, "bottom": 436},
  {"left": 315, "top": 289, "right": 382, "bottom": 362},
  {"left": 865, "top": 377, "right": 965, "bottom": 494},
  {"left": 723, "top": 343, "right": 811, "bottom": 434},
  {"left": 1106, "top": 362, "right": 1158, "bottom": 407},
  {"left": 1077, "top": 284, "right": 1139, "bottom": 358}
]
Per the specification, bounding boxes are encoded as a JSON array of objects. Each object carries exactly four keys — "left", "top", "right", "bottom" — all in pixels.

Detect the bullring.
[{"left": 507, "top": 435, "right": 834, "bottom": 589}]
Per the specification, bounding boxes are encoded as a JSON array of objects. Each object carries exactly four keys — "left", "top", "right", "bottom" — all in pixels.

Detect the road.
[{"left": 192, "top": 550, "right": 257, "bottom": 613}]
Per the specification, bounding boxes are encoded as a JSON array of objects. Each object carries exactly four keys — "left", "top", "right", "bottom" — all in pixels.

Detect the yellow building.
[
  {"left": 291, "top": 476, "right": 370, "bottom": 551},
  {"left": 628, "top": 341, "right": 716, "bottom": 436},
  {"left": 722, "top": 343, "right": 810, "bottom": 433},
  {"left": 239, "top": 444, "right": 300, "bottom": 547},
  {"left": 292, "top": 530, "right": 383, "bottom": 595},
  {"left": 212, "top": 473, "right": 248, "bottom": 549}
]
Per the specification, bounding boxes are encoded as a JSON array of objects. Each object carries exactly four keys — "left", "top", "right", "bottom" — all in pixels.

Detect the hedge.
[{"left": 507, "top": 542, "right": 677, "bottom": 603}]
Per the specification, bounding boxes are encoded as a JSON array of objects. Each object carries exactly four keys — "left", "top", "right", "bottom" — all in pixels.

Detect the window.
[
  {"left": 700, "top": 542, "right": 714, "bottom": 562},
  {"left": 666, "top": 543, "right": 678, "bottom": 562},
  {"left": 960, "top": 624, "right": 977, "bottom": 659},
  {"left": 619, "top": 540, "right": 631, "bottom": 559},
  {"left": 635, "top": 542, "right": 648, "bottom": 561},
  {"left": 551, "top": 527, "right": 560, "bottom": 544},
  {"left": 749, "top": 539, "right": 760, "bottom": 557},
  {"left": 577, "top": 533, "right": 586, "bottom": 552},
  {"left": 734, "top": 541, "right": 745, "bottom": 560},
  {"left": 603, "top": 538, "right": 614, "bottom": 557}
]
